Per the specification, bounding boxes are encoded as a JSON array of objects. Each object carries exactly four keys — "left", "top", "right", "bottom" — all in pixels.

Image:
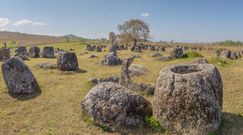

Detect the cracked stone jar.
[{"left": 153, "top": 64, "right": 223, "bottom": 135}]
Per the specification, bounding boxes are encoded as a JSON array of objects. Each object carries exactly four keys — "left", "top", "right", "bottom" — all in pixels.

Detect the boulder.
[
  {"left": 191, "top": 58, "right": 208, "bottom": 64},
  {"left": 0, "top": 48, "right": 10, "bottom": 61},
  {"left": 229, "top": 51, "right": 238, "bottom": 60},
  {"left": 96, "top": 45, "right": 103, "bottom": 52},
  {"left": 36, "top": 62, "right": 57, "bottom": 69},
  {"left": 81, "top": 82, "right": 152, "bottom": 131},
  {"left": 134, "top": 46, "right": 142, "bottom": 52},
  {"left": 126, "top": 82, "right": 155, "bottom": 95},
  {"left": 120, "top": 57, "right": 155, "bottom": 95},
  {"left": 149, "top": 46, "right": 156, "bottom": 51},
  {"left": 29, "top": 46, "right": 40, "bottom": 58},
  {"left": 159, "top": 47, "right": 166, "bottom": 52},
  {"left": 89, "top": 54, "right": 99, "bottom": 58},
  {"left": 219, "top": 50, "right": 231, "bottom": 59},
  {"left": 101, "top": 52, "right": 122, "bottom": 66},
  {"left": 42, "top": 46, "right": 55, "bottom": 58},
  {"left": 55, "top": 48, "right": 65, "bottom": 53},
  {"left": 213, "top": 49, "right": 222, "bottom": 57},
  {"left": 15, "top": 46, "right": 29, "bottom": 60},
  {"left": 170, "top": 46, "right": 184, "bottom": 58},
  {"left": 150, "top": 52, "right": 161, "bottom": 57},
  {"left": 120, "top": 57, "right": 134, "bottom": 87},
  {"left": 132, "top": 53, "right": 141, "bottom": 58},
  {"left": 89, "top": 75, "right": 119, "bottom": 84},
  {"left": 129, "top": 64, "right": 148, "bottom": 76},
  {"left": 156, "top": 56, "right": 173, "bottom": 61},
  {"left": 15, "top": 46, "right": 27, "bottom": 54},
  {"left": 108, "top": 45, "right": 118, "bottom": 54},
  {"left": 2, "top": 57, "right": 40, "bottom": 96},
  {"left": 86, "top": 45, "right": 95, "bottom": 51},
  {"left": 57, "top": 52, "right": 79, "bottom": 71},
  {"left": 154, "top": 64, "right": 223, "bottom": 135}
]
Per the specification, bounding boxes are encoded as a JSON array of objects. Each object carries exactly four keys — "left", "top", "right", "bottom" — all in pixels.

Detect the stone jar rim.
[{"left": 166, "top": 64, "right": 214, "bottom": 75}]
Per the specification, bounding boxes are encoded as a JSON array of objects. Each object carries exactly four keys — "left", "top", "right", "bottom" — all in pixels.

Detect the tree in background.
[
  {"left": 118, "top": 19, "right": 150, "bottom": 46},
  {"left": 109, "top": 32, "right": 116, "bottom": 45},
  {"left": 116, "top": 33, "right": 131, "bottom": 45}
]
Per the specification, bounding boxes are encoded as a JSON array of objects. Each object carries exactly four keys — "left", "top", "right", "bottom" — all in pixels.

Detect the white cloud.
[
  {"left": 141, "top": 12, "right": 150, "bottom": 17},
  {"left": 33, "top": 22, "right": 46, "bottom": 26},
  {"left": 0, "top": 18, "right": 10, "bottom": 29},
  {"left": 13, "top": 19, "right": 32, "bottom": 26},
  {"left": 13, "top": 19, "right": 46, "bottom": 26}
]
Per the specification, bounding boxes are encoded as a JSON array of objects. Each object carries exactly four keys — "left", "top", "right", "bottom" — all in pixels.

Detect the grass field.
[{"left": 0, "top": 42, "right": 242, "bottom": 135}]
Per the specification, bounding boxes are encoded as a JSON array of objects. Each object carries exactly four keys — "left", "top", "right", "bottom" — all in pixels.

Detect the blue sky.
[{"left": 0, "top": 0, "right": 242, "bottom": 42}]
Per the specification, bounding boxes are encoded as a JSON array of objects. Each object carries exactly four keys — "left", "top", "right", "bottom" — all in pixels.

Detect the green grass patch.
[
  {"left": 145, "top": 116, "right": 165, "bottom": 133},
  {"left": 208, "top": 57, "right": 234, "bottom": 67},
  {"left": 183, "top": 51, "right": 204, "bottom": 58}
]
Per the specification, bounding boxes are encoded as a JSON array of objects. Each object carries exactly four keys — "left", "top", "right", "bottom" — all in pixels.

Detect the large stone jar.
[
  {"left": 57, "top": 52, "right": 79, "bottom": 71},
  {"left": 153, "top": 64, "right": 223, "bottom": 135}
]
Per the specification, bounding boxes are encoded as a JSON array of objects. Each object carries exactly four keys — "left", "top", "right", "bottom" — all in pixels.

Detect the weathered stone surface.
[
  {"left": 89, "top": 54, "right": 99, "bottom": 58},
  {"left": 0, "top": 48, "right": 10, "bottom": 61},
  {"left": 2, "top": 57, "right": 40, "bottom": 96},
  {"left": 129, "top": 64, "right": 148, "bottom": 76},
  {"left": 15, "top": 46, "right": 29, "bottom": 60},
  {"left": 191, "top": 58, "right": 208, "bottom": 64},
  {"left": 154, "top": 64, "right": 223, "bottom": 135},
  {"left": 120, "top": 57, "right": 155, "bottom": 95},
  {"left": 213, "top": 49, "right": 222, "bottom": 57},
  {"left": 29, "top": 46, "right": 40, "bottom": 58},
  {"left": 132, "top": 53, "right": 140, "bottom": 58},
  {"left": 150, "top": 52, "right": 161, "bottom": 57},
  {"left": 89, "top": 75, "right": 119, "bottom": 84},
  {"left": 219, "top": 50, "right": 231, "bottom": 59},
  {"left": 57, "top": 52, "right": 79, "bottom": 71},
  {"left": 230, "top": 51, "right": 238, "bottom": 60},
  {"left": 81, "top": 82, "right": 152, "bottom": 130},
  {"left": 101, "top": 52, "right": 122, "bottom": 66},
  {"left": 171, "top": 46, "right": 184, "bottom": 58},
  {"left": 120, "top": 57, "right": 134, "bottom": 87},
  {"left": 159, "top": 47, "right": 166, "bottom": 52},
  {"left": 131, "top": 45, "right": 143, "bottom": 52},
  {"left": 217, "top": 49, "right": 241, "bottom": 60},
  {"left": 108, "top": 45, "right": 118, "bottom": 54},
  {"left": 96, "top": 45, "right": 103, "bottom": 52},
  {"left": 86, "top": 44, "right": 96, "bottom": 51},
  {"left": 15, "top": 46, "right": 27, "bottom": 54},
  {"left": 42, "top": 46, "right": 55, "bottom": 58},
  {"left": 126, "top": 82, "right": 155, "bottom": 95},
  {"left": 36, "top": 62, "right": 57, "bottom": 69},
  {"left": 55, "top": 48, "right": 65, "bottom": 53},
  {"left": 156, "top": 56, "right": 173, "bottom": 61}
]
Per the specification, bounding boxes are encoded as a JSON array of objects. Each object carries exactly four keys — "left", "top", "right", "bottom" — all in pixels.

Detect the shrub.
[
  {"left": 145, "top": 116, "right": 165, "bottom": 133},
  {"left": 209, "top": 57, "right": 232, "bottom": 67},
  {"left": 183, "top": 51, "right": 203, "bottom": 58}
]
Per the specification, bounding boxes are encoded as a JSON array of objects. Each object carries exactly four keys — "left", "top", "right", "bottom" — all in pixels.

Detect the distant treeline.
[{"left": 214, "top": 40, "right": 243, "bottom": 46}]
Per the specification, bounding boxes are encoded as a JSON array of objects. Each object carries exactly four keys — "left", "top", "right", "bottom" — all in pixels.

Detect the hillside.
[
  {"left": 62, "top": 34, "right": 88, "bottom": 42},
  {"left": 0, "top": 31, "right": 65, "bottom": 45}
]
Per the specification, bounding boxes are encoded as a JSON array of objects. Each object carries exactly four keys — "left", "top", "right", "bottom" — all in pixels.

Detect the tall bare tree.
[{"left": 118, "top": 19, "right": 150, "bottom": 46}]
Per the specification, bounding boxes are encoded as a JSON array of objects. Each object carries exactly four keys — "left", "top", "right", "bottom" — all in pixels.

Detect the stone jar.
[{"left": 153, "top": 64, "right": 223, "bottom": 135}]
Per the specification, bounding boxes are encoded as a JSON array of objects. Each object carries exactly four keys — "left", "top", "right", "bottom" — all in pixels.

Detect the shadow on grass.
[
  {"left": 218, "top": 112, "right": 243, "bottom": 135},
  {"left": 9, "top": 91, "right": 42, "bottom": 101},
  {"left": 59, "top": 68, "right": 87, "bottom": 75}
]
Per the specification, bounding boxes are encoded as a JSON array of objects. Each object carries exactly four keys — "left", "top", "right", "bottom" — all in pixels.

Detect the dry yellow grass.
[{"left": 0, "top": 42, "right": 242, "bottom": 135}]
